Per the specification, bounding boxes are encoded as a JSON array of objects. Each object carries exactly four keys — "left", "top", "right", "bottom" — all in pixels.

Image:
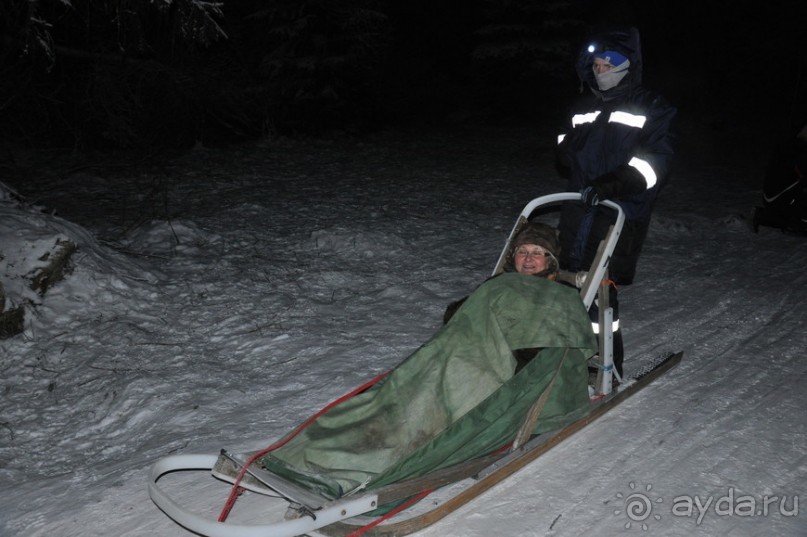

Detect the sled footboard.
[{"left": 148, "top": 454, "right": 379, "bottom": 537}]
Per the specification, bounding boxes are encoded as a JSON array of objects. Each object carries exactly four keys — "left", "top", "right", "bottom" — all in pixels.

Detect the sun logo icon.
[{"left": 614, "top": 481, "right": 663, "bottom": 530}]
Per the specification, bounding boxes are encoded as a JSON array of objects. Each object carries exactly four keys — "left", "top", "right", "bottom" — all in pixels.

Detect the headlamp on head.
[{"left": 587, "top": 42, "right": 628, "bottom": 65}]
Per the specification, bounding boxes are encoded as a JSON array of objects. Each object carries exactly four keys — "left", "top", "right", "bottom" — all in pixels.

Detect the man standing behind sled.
[{"left": 555, "top": 26, "right": 676, "bottom": 378}]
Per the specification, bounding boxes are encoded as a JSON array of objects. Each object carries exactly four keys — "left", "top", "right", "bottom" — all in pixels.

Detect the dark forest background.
[{"left": 1, "top": 0, "right": 805, "bottom": 159}]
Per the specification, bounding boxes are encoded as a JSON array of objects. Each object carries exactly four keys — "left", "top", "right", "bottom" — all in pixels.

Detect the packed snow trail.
[{"left": 1, "top": 125, "right": 804, "bottom": 536}]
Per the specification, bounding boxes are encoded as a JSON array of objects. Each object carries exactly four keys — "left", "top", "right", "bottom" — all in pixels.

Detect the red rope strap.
[{"left": 218, "top": 370, "right": 390, "bottom": 522}]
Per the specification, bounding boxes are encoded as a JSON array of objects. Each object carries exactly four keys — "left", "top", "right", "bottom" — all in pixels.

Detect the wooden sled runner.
[{"left": 148, "top": 193, "right": 683, "bottom": 537}]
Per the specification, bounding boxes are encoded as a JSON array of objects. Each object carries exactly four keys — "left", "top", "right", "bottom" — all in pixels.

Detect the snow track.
[{"left": 1, "top": 126, "right": 804, "bottom": 536}]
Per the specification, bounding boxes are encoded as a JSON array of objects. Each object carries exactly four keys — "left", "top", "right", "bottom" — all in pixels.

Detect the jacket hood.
[{"left": 576, "top": 26, "right": 643, "bottom": 99}]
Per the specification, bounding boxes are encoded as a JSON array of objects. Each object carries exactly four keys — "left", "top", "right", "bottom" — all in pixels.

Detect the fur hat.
[
  {"left": 507, "top": 222, "right": 560, "bottom": 274},
  {"left": 512, "top": 222, "right": 560, "bottom": 254}
]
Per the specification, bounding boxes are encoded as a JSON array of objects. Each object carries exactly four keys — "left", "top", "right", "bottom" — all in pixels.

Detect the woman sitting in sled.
[
  {"left": 442, "top": 222, "right": 573, "bottom": 374},
  {"left": 443, "top": 221, "right": 562, "bottom": 324}
]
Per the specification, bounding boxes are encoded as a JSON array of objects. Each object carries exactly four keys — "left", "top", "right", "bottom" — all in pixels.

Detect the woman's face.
[{"left": 513, "top": 244, "right": 551, "bottom": 275}]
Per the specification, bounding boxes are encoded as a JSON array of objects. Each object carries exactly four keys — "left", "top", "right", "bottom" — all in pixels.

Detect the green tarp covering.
[{"left": 261, "top": 273, "right": 598, "bottom": 500}]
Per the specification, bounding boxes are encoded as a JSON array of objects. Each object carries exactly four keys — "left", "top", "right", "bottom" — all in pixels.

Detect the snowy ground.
[{"left": 1, "top": 122, "right": 805, "bottom": 537}]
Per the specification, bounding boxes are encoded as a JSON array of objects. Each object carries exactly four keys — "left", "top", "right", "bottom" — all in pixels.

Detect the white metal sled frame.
[{"left": 149, "top": 454, "right": 380, "bottom": 537}]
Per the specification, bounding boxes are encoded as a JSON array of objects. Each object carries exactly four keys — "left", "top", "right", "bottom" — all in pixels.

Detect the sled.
[{"left": 149, "top": 193, "right": 682, "bottom": 537}]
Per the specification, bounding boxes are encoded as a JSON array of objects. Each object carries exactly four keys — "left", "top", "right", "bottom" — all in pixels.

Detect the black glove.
[
  {"left": 580, "top": 185, "right": 602, "bottom": 207},
  {"left": 581, "top": 172, "right": 621, "bottom": 207}
]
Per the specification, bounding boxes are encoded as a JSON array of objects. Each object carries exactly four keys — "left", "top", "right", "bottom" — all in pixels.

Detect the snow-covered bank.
[{"left": 1, "top": 124, "right": 804, "bottom": 536}]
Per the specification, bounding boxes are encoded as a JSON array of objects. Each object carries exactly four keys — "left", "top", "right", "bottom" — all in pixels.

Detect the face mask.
[{"left": 594, "top": 67, "right": 629, "bottom": 91}]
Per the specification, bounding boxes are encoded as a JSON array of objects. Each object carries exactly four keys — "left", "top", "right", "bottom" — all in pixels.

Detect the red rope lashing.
[
  {"left": 345, "top": 488, "right": 435, "bottom": 537},
  {"left": 218, "top": 370, "right": 390, "bottom": 522}
]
